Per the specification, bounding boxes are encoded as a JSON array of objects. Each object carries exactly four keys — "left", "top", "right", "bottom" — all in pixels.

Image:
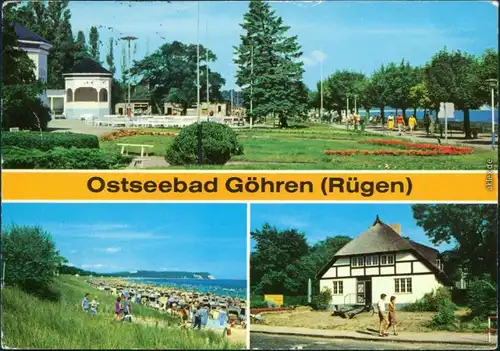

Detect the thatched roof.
[{"left": 316, "top": 216, "right": 450, "bottom": 285}]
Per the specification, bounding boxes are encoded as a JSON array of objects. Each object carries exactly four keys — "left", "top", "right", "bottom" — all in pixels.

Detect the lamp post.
[
  {"left": 346, "top": 94, "right": 350, "bottom": 130},
  {"left": 196, "top": 0, "right": 202, "bottom": 165},
  {"left": 320, "top": 54, "right": 324, "bottom": 123},
  {"left": 354, "top": 94, "right": 358, "bottom": 114},
  {"left": 250, "top": 44, "right": 254, "bottom": 129},
  {"left": 120, "top": 36, "right": 138, "bottom": 117},
  {"left": 487, "top": 78, "right": 497, "bottom": 149},
  {"left": 206, "top": 20, "right": 209, "bottom": 121}
]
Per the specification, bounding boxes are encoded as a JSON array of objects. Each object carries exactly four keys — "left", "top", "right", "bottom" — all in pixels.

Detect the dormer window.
[
  {"left": 380, "top": 254, "right": 395, "bottom": 265},
  {"left": 436, "top": 259, "right": 443, "bottom": 271},
  {"left": 351, "top": 256, "right": 364, "bottom": 267}
]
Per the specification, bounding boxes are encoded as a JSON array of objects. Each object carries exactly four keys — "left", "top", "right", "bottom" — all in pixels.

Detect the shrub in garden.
[
  {"left": 429, "top": 299, "right": 458, "bottom": 330},
  {"left": 165, "top": 122, "right": 243, "bottom": 165},
  {"left": 311, "top": 287, "right": 332, "bottom": 310},
  {"left": 401, "top": 287, "right": 452, "bottom": 312},
  {"left": 2, "top": 147, "right": 132, "bottom": 169},
  {"left": 250, "top": 299, "right": 268, "bottom": 309},
  {"left": 467, "top": 278, "right": 497, "bottom": 317},
  {"left": 2, "top": 132, "right": 99, "bottom": 151}
]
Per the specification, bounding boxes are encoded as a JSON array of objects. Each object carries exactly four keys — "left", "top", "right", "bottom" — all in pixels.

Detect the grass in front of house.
[
  {"left": 2, "top": 276, "right": 242, "bottom": 349},
  {"left": 98, "top": 123, "right": 498, "bottom": 170},
  {"left": 256, "top": 307, "right": 489, "bottom": 333}
]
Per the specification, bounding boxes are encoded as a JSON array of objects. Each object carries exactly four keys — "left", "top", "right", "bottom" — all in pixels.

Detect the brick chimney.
[{"left": 389, "top": 224, "right": 402, "bottom": 235}]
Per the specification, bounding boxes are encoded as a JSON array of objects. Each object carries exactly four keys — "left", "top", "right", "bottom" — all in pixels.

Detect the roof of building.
[
  {"left": 333, "top": 216, "right": 414, "bottom": 257},
  {"left": 47, "top": 89, "right": 66, "bottom": 96},
  {"left": 13, "top": 23, "right": 50, "bottom": 44},
  {"left": 65, "top": 58, "right": 112, "bottom": 75},
  {"left": 316, "top": 216, "right": 450, "bottom": 284}
]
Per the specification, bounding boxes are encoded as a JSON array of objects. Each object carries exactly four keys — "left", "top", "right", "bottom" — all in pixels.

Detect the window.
[
  {"left": 395, "top": 278, "right": 412, "bottom": 293},
  {"left": 381, "top": 254, "right": 395, "bottom": 265},
  {"left": 99, "top": 88, "right": 108, "bottom": 102},
  {"left": 351, "top": 256, "right": 364, "bottom": 267},
  {"left": 436, "top": 259, "right": 443, "bottom": 270},
  {"left": 365, "top": 255, "right": 379, "bottom": 266},
  {"left": 333, "top": 281, "right": 343, "bottom": 295}
]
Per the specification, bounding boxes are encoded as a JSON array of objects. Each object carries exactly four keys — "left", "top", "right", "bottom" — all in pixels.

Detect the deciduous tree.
[{"left": 412, "top": 204, "right": 497, "bottom": 283}]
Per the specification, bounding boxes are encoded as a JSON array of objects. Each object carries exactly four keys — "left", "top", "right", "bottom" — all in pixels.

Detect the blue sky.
[
  {"left": 67, "top": 1, "right": 498, "bottom": 90},
  {"left": 2, "top": 203, "right": 247, "bottom": 280},
  {"left": 250, "top": 203, "right": 456, "bottom": 252}
]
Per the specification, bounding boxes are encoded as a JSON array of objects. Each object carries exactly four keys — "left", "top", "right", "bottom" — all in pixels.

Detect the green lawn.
[
  {"left": 99, "top": 123, "right": 498, "bottom": 170},
  {"left": 2, "top": 276, "right": 242, "bottom": 349}
]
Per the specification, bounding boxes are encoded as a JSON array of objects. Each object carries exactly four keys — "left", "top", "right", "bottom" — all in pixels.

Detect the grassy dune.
[{"left": 2, "top": 276, "right": 243, "bottom": 349}]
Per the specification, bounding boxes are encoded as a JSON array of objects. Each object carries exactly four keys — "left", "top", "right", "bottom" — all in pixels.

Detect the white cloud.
[
  {"left": 302, "top": 50, "right": 327, "bottom": 67},
  {"left": 82, "top": 264, "right": 106, "bottom": 269},
  {"left": 57, "top": 223, "right": 130, "bottom": 231},
  {"left": 102, "top": 247, "right": 122, "bottom": 254}
]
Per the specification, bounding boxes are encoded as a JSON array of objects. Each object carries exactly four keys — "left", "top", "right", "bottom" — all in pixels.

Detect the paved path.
[
  {"left": 251, "top": 325, "right": 495, "bottom": 346},
  {"left": 251, "top": 333, "right": 495, "bottom": 350},
  {"left": 332, "top": 123, "right": 496, "bottom": 150},
  {"left": 48, "top": 119, "right": 117, "bottom": 137}
]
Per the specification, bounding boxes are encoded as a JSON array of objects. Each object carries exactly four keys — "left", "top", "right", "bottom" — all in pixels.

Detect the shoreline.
[{"left": 89, "top": 277, "right": 247, "bottom": 300}]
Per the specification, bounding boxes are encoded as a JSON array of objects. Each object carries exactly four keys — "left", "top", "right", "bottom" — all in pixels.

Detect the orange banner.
[{"left": 1, "top": 171, "right": 497, "bottom": 202}]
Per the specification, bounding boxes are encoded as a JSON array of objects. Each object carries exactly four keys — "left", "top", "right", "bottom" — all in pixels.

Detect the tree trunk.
[
  {"left": 402, "top": 108, "right": 407, "bottom": 122},
  {"left": 463, "top": 108, "right": 471, "bottom": 139},
  {"left": 413, "top": 107, "right": 417, "bottom": 117},
  {"left": 380, "top": 106, "right": 385, "bottom": 125},
  {"left": 279, "top": 114, "right": 288, "bottom": 128}
]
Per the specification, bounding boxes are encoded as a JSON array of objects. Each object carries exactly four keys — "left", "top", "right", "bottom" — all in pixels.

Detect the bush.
[
  {"left": 165, "top": 122, "right": 243, "bottom": 165},
  {"left": 2, "top": 147, "right": 132, "bottom": 169},
  {"left": 402, "top": 287, "right": 452, "bottom": 312},
  {"left": 467, "top": 279, "right": 497, "bottom": 317},
  {"left": 2, "top": 225, "right": 60, "bottom": 292},
  {"left": 250, "top": 300, "right": 268, "bottom": 309},
  {"left": 311, "top": 287, "right": 332, "bottom": 310},
  {"left": 2, "top": 132, "right": 100, "bottom": 151},
  {"left": 429, "top": 298, "right": 458, "bottom": 330},
  {"left": 284, "top": 296, "right": 309, "bottom": 307}
]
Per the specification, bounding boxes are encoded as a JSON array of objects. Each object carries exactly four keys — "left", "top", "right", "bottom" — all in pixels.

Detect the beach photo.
[
  {"left": 1, "top": 203, "right": 248, "bottom": 349},
  {"left": 1, "top": 0, "right": 498, "bottom": 170},
  {"left": 249, "top": 203, "right": 497, "bottom": 350}
]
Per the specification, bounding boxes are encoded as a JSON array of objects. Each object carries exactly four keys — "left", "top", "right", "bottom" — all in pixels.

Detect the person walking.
[
  {"left": 193, "top": 304, "right": 202, "bottom": 330},
  {"left": 378, "top": 294, "right": 389, "bottom": 337},
  {"left": 90, "top": 296, "right": 99, "bottom": 315},
  {"left": 408, "top": 114, "right": 417, "bottom": 136},
  {"left": 396, "top": 114, "right": 405, "bottom": 135},
  {"left": 115, "top": 297, "right": 123, "bottom": 321},
  {"left": 385, "top": 296, "right": 398, "bottom": 336},
  {"left": 423, "top": 113, "right": 431, "bottom": 136},
  {"left": 81, "top": 293, "right": 90, "bottom": 313},
  {"left": 387, "top": 114, "right": 395, "bottom": 135}
]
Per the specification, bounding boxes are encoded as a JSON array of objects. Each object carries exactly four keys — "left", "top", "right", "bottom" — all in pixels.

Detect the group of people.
[
  {"left": 386, "top": 113, "right": 418, "bottom": 136},
  {"left": 345, "top": 113, "right": 366, "bottom": 131},
  {"left": 81, "top": 293, "right": 99, "bottom": 315},
  {"left": 377, "top": 294, "right": 398, "bottom": 337}
]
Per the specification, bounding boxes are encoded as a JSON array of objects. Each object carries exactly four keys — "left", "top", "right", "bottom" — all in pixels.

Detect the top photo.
[{"left": 1, "top": 0, "right": 498, "bottom": 171}]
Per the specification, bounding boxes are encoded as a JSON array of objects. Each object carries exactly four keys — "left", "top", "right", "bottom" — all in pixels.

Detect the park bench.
[
  {"left": 117, "top": 143, "right": 154, "bottom": 157},
  {"left": 445, "top": 124, "right": 480, "bottom": 139}
]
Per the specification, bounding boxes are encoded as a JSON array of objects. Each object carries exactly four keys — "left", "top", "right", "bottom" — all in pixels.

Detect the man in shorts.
[{"left": 378, "top": 294, "right": 389, "bottom": 337}]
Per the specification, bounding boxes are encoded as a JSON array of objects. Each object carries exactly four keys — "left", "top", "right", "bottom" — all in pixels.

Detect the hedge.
[
  {"left": 2, "top": 147, "right": 132, "bottom": 169},
  {"left": 2, "top": 132, "right": 99, "bottom": 151}
]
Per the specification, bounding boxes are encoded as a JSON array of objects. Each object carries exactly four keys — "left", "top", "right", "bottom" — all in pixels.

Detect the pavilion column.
[{"left": 50, "top": 97, "right": 53, "bottom": 113}]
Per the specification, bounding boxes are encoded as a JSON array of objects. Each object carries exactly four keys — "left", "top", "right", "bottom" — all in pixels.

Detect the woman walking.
[
  {"left": 115, "top": 297, "right": 123, "bottom": 321},
  {"left": 386, "top": 296, "right": 398, "bottom": 336}
]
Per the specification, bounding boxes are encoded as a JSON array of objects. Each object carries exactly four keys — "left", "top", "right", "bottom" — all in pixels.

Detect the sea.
[
  {"left": 360, "top": 109, "right": 498, "bottom": 123},
  {"left": 126, "top": 278, "right": 247, "bottom": 299}
]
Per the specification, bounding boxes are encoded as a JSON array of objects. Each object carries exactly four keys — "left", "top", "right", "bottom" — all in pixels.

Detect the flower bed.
[
  {"left": 100, "top": 130, "right": 177, "bottom": 141},
  {"left": 251, "top": 307, "right": 295, "bottom": 314},
  {"left": 324, "top": 139, "right": 473, "bottom": 156}
]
